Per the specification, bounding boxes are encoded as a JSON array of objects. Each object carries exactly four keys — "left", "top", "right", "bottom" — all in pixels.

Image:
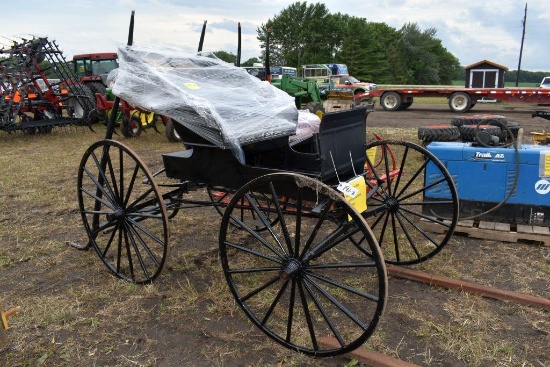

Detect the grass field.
[{"left": 0, "top": 123, "right": 548, "bottom": 366}]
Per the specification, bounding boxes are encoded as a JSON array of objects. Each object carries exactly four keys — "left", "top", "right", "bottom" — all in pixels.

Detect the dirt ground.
[
  {"left": 367, "top": 101, "right": 550, "bottom": 136},
  {"left": 0, "top": 103, "right": 549, "bottom": 367}
]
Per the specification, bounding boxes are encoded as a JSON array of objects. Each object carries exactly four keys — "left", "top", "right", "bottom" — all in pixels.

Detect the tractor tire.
[
  {"left": 450, "top": 114, "right": 507, "bottom": 127},
  {"left": 448, "top": 92, "right": 472, "bottom": 113},
  {"left": 86, "top": 82, "right": 108, "bottom": 121},
  {"left": 68, "top": 84, "right": 100, "bottom": 124},
  {"left": 418, "top": 125, "right": 460, "bottom": 142},
  {"left": 500, "top": 121, "right": 521, "bottom": 141},
  {"left": 380, "top": 92, "right": 402, "bottom": 111},
  {"left": 459, "top": 124, "right": 501, "bottom": 142},
  {"left": 87, "top": 82, "right": 107, "bottom": 97},
  {"left": 165, "top": 119, "right": 182, "bottom": 142}
]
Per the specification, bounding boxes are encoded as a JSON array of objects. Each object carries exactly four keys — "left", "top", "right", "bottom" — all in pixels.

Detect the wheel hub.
[
  {"left": 385, "top": 197, "right": 400, "bottom": 213},
  {"left": 107, "top": 208, "right": 125, "bottom": 221},
  {"left": 279, "top": 259, "right": 302, "bottom": 280}
]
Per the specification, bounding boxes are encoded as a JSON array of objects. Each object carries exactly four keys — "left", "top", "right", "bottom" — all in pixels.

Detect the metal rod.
[
  {"left": 105, "top": 10, "right": 135, "bottom": 140},
  {"left": 198, "top": 20, "right": 207, "bottom": 52},
  {"left": 236, "top": 22, "right": 241, "bottom": 67}
]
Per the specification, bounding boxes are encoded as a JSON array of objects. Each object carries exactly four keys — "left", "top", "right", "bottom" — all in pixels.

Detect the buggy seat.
[{"left": 162, "top": 106, "right": 372, "bottom": 188}]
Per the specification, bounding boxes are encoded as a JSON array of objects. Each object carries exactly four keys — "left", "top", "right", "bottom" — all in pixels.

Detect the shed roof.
[{"left": 463, "top": 59, "right": 509, "bottom": 71}]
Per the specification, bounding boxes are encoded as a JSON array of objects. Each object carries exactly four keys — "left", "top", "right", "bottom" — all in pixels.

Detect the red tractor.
[{"left": 72, "top": 52, "right": 118, "bottom": 96}]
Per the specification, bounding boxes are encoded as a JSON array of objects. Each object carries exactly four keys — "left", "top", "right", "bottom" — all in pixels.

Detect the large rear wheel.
[
  {"left": 77, "top": 139, "right": 169, "bottom": 283},
  {"left": 219, "top": 173, "right": 387, "bottom": 356}
]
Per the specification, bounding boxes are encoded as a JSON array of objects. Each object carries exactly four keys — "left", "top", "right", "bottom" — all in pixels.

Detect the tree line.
[{"left": 215, "top": 2, "right": 549, "bottom": 86}]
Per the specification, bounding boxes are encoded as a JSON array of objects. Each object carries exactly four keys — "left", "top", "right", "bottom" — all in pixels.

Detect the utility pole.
[{"left": 515, "top": 3, "right": 527, "bottom": 87}]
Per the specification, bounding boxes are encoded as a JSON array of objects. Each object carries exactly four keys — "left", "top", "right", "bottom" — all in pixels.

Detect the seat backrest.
[{"left": 316, "top": 106, "right": 370, "bottom": 180}]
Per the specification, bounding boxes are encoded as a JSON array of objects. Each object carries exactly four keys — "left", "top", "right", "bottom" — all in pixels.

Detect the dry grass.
[{"left": 0, "top": 122, "right": 548, "bottom": 367}]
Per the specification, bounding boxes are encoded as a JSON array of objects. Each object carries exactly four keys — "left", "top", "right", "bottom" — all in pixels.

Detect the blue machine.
[{"left": 425, "top": 141, "right": 550, "bottom": 225}]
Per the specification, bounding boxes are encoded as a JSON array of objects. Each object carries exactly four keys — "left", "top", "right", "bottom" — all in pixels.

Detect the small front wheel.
[{"left": 77, "top": 139, "right": 169, "bottom": 283}]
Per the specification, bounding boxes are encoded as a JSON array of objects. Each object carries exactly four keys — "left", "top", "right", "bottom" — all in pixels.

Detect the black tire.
[
  {"left": 165, "top": 119, "right": 182, "bottom": 142},
  {"left": 87, "top": 82, "right": 107, "bottom": 97},
  {"left": 448, "top": 92, "right": 472, "bottom": 113},
  {"left": 219, "top": 173, "right": 387, "bottom": 357},
  {"left": 380, "top": 92, "right": 402, "bottom": 111},
  {"left": 120, "top": 114, "right": 142, "bottom": 138},
  {"left": 86, "top": 83, "right": 107, "bottom": 121},
  {"left": 363, "top": 140, "right": 459, "bottom": 265},
  {"left": 418, "top": 125, "right": 460, "bottom": 142},
  {"left": 503, "top": 121, "right": 521, "bottom": 140},
  {"left": 67, "top": 84, "right": 99, "bottom": 124},
  {"left": 459, "top": 124, "right": 502, "bottom": 142},
  {"left": 450, "top": 114, "right": 507, "bottom": 127},
  {"left": 77, "top": 139, "right": 169, "bottom": 283},
  {"left": 400, "top": 99, "right": 413, "bottom": 110}
]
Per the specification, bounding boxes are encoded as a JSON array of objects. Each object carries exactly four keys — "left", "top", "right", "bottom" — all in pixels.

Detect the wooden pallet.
[{"left": 422, "top": 219, "right": 550, "bottom": 246}]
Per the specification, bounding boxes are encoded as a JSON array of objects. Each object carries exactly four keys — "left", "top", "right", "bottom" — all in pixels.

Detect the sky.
[{"left": 1, "top": 0, "right": 549, "bottom": 72}]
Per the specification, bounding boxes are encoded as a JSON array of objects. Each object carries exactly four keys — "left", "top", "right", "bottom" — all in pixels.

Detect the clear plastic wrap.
[
  {"left": 111, "top": 45, "right": 298, "bottom": 163},
  {"left": 289, "top": 110, "right": 321, "bottom": 146}
]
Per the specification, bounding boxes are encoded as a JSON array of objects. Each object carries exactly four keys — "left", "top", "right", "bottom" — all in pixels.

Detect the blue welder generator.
[{"left": 425, "top": 141, "right": 550, "bottom": 225}]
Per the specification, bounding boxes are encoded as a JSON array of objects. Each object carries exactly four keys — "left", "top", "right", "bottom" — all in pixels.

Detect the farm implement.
[{"left": 0, "top": 37, "right": 96, "bottom": 134}]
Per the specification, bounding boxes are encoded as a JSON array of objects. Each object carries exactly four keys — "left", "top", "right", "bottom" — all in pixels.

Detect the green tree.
[
  {"left": 397, "top": 23, "right": 460, "bottom": 84},
  {"left": 257, "top": 2, "right": 336, "bottom": 67},
  {"left": 337, "top": 18, "right": 405, "bottom": 83},
  {"left": 241, "top": 57, "right": 261, "bottom": 67},
  {"left": 213, "top": 50, "right": 237, "bottom": 64},
  {"left": 257, "top": 3, "right": 462, "bottom": 84}
]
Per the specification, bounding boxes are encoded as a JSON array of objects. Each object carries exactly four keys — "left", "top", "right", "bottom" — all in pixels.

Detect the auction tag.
[
  {"left": 338, "top": 176, "right": 367, "bottom": 220},
  {"left": 337, "top": 182, "right": 359, "bottom": 198}
]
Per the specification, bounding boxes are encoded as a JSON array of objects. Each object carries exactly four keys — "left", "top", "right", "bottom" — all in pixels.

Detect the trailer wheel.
[
  {"left": 77, "top": 139, "right": 169, "bottom": 283},
  {"left": 448, "top": 92, "right": 472, "bottom": 113},
  {"left": 417, "top": 125, "right": 460, "bottom": 142},
  {"left": 380, "top": 92, "right": 402, "bottom": 111},
  {"left": 363, "top": 140, "right": 459, "bottom": 265},
  {"left": 164, "top": 119, "right": 182, "bottom": 142},
  {"left": 219, "top": 172, "right": 387, "bottom": 357},
  {"left": 400, "top": 99, "right": 413, "bottom": 110}
]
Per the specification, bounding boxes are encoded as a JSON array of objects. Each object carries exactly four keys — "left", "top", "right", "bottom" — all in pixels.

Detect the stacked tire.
[{"left": 418, "top": 114, "right": 521, "bottom": 145}]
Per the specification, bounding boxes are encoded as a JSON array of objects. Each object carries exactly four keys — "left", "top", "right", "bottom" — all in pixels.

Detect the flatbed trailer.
[{"left": 369, "top": 86, "right": 550, "bottom": 113}]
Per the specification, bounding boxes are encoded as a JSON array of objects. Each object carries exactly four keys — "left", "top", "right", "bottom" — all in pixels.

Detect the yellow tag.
[
  {"left": 184, "top": 83, "right": 200, "bottom": 90},
  {"left": 343, "top": 176, "right": 367, "bottom": 220},
  {"left": 545, "top": 154, "right": 550, "bottom": 176},
  {"left": 366, "top": 146, "right": 377, "bottom": 164}
]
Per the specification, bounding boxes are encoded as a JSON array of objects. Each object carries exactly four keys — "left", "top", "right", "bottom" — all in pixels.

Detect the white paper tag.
[{"left": 337, "top": 182, "right": 359, "bottom": 198}]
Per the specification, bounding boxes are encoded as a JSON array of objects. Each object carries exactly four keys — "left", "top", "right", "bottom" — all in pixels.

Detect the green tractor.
[{"left": 270, "top": 74, "right": 325, "bottom": 119}]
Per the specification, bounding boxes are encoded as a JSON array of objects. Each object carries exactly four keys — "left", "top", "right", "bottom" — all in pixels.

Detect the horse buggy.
[{"left": 75, "top": 14, "right": 459, "bottom": 358}]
